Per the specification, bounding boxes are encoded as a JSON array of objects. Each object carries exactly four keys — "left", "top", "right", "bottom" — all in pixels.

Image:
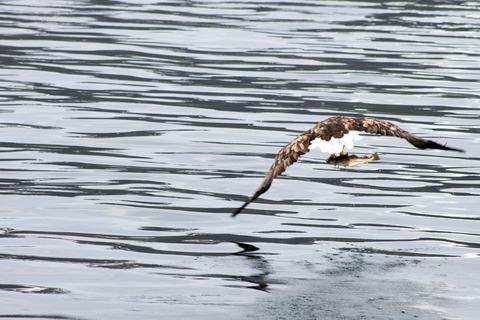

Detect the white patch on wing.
[{"left": 309, "top": 131, "right": 363, "bottom": 154}]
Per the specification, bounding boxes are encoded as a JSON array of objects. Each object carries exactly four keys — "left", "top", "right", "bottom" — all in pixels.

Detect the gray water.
[{"left": 1, "top": 1, "right": 479, "bottom": 319}]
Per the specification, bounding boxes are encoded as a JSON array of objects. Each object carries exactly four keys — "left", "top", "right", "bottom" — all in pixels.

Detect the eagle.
[{"left": 232, "top": 116, "right": 464, "bottom": 217}]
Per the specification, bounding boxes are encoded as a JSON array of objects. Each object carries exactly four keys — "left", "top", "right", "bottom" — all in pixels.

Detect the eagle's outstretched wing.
[
  {"left": 232, "top": 130, "right": 314, "bottom": 217},
  {"left": 232, "top": 116, "right": 464, "bottom": 217}
]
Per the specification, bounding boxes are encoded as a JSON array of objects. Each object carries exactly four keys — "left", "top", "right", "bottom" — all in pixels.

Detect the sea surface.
[{"left": 1, "top": 1, "right": 479, "bottom": 319}]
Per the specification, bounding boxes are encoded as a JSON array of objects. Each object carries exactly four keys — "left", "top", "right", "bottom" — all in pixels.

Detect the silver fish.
[{"left": 326, "top": 152, "right": 380, "bottom": 167}]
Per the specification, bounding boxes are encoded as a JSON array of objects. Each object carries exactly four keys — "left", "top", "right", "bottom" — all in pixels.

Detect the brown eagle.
[{"left": 233, "top": 116, "right": 464, "bottom": 217}]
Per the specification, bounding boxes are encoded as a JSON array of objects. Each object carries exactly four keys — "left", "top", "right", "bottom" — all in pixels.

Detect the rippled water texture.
[{"left": 1, "top": 1, "right": 479, "bottom": 319}]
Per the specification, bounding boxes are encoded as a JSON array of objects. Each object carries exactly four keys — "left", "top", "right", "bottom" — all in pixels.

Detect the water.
[{"left": 1, "top": 1, "right": 479, "bottom": 319}]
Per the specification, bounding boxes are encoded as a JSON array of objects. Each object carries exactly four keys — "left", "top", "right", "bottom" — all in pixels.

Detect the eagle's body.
[{"left": 232, "top": 116, "right": 464, "bottom": 217}]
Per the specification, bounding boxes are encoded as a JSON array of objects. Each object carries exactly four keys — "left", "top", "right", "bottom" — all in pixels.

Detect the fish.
[{"left": 326, "top": 152, "right": 380, "bottom": 167}]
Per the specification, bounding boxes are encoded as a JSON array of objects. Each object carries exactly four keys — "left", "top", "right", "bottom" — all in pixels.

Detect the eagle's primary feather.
[{"left": 232, "top": 116, "right": 464, "bottom": 217}]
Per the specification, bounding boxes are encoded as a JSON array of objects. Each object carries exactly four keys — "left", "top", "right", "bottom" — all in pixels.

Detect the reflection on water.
[{"left": 1, "top": 1, "right": 479, "bottom": 319}]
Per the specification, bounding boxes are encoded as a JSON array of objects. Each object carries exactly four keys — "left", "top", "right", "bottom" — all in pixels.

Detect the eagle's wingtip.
[
  {"left": 232, "top": 202, "right": 248, "bottom": 218},
  {"left": 444, "top": 142, "right": 465, "bottom": 153}
]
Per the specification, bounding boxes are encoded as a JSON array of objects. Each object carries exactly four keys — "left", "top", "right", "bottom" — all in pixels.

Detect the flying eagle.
[{"left": 232, "top": 116, "right": 464, "bottom": 217}]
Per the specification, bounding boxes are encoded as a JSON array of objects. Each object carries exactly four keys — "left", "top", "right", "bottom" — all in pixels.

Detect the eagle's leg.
[{"left": 326, "top": 151, "right": 346, "bottom": 162}]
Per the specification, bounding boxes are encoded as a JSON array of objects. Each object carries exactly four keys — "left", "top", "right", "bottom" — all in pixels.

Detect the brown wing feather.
[
  {"left": 338, "top": 116, "right": 465, "bottom": 152},
  {"left": 232, "top": 129, "right": 314, "bottom": 217},
  {"left": 233, "top": 116, "right": 464, "bottom": 217}
]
